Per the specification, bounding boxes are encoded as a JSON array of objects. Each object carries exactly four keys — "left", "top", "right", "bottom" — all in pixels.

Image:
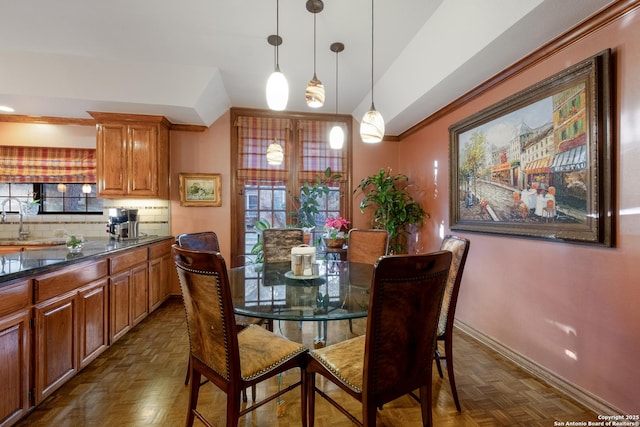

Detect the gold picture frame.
[
  {"left": 449, "top": 50, "right": 612, "bottom": 246},
  {"left": 179, "top": 173, "right": 222, "bottom": 207}
]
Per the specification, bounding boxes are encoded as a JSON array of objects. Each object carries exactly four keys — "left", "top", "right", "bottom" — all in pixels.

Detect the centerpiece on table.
[{"left": 323, "top": 217, "right": 349, "bottom": 248}]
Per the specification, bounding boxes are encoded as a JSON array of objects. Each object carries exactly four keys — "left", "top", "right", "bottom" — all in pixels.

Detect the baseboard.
[{"left": 455, "top": 320, "right": 623, "bottom": 416}]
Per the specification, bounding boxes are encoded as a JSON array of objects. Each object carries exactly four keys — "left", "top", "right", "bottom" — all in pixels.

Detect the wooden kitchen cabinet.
[
  {"left": 32, "top": 259, "right": 108, "bottom": 404},
  {"left": 148, "top": 239, "right": 173, "bottom": 311},
  {"left": 109, "top": 246, "right": 148, "bottom": 343},
  {"left": 90, "top": 112, "right": 170, "bottom": 199},
  {"left": 0, "top": 278, "right": 31, "bottom": 427}
]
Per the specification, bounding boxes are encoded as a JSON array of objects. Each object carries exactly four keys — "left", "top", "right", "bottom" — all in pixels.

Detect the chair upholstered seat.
[
  {"left": 237, "top": 325, "right": 306, "bottom": 380},
  {"left": 308, "top": 335, "right": 365, "bottom": 393}
]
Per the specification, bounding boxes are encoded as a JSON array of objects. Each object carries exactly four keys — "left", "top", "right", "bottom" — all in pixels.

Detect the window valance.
[{"left": 0, "top": 146, "right": 96, "bottom": 183}]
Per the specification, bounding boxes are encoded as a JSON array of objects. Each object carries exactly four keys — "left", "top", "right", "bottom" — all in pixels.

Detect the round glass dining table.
[{"left": 228, "top": 260, "right": 373, "bottom": 346}]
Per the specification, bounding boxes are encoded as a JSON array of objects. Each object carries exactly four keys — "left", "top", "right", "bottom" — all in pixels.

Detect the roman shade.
[
  {"left": 234, "top": 116, "right": 292, "bottom": 182},
  {"left": 0, "top": 146, "right": 96, "bottom": 183}
]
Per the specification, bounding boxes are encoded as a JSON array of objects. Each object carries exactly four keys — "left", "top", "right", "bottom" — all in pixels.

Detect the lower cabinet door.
[
  {"left": 79, "top": 278, "right": 109, "bottom": 368},
  {"left": 34, "top": 292, "right": 77, "bottom": 404},
  {"left": 0, "top": 310, "right": 31, "bottom": 427},
  {"left": 109, "top": 272, "right": 132, "bottom": 344},
  {"left": 131, "top": 263, "right": 148, "bottom": 326}
]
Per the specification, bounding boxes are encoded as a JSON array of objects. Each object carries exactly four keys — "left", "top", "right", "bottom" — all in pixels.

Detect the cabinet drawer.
[
  {"left": 109, "top": 247, "right": 148, "bottom": 274},
  {"left": 149, "top": 239, "right": 172, "bottom": 259},
  {"left": 34, "top": 259, "right": 108, "bottom": 303},
  {"left": 0, "top": 278, "right": 31, "bottom": 318}
]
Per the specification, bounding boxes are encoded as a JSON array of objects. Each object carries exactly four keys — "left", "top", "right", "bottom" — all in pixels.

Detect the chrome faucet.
[{"left": 1, "top": 197, "right": 30, "bottom": 240}]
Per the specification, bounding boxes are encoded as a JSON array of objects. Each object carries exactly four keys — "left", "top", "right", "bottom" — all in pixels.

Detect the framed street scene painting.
[{"left": 449, "top": 50, "right": 612, "bottom": 246}]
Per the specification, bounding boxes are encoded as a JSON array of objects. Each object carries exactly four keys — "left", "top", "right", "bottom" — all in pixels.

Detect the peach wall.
[
  {"left": 399, "top": 6, "right": 640, "bottom": 413},
  {"left": 170, "top": 112, "right": 232, "bottom": 262}
]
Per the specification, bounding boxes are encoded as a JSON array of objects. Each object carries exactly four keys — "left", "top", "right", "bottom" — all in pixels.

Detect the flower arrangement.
[{"left": 323, "top": 216, "right": 350, "bottom": 239}]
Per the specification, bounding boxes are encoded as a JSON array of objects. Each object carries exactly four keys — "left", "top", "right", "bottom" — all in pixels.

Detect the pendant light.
[
  {"left": 82, "top": 183, "right": 92, "bottom": 194},
  {"left": 266, "top": 0, "right": 288, "bottom": 111},
  {"left": 305, "top": 0, "right": 325, "bottom": 108},
  {"left": 329, "top": 42, "right": 345, "bottom": 150},
  {"left": 57, "top": 183, "right": 67, "bottom": 193},
  {"left": 266, "top": 139, "right": 284, "bottom": 165},
  {"left": 360, "top": 0, "right": 385, "bottom": 143}
]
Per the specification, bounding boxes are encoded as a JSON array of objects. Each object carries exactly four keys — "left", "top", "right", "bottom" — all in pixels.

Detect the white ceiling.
[{"left": 0, "top": 0, "right": 613, "bottom": 135}]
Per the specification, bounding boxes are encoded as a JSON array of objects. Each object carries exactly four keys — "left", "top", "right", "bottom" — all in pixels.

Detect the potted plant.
[
  {"left": 291, "top": 167, "right": 342, "bottom": 243},
  {"left": 249, "top": 218, "right": 271, "bottom": 264},
  {"left": 322, "top": 216, "right": 350, "bottom": 248},
  {"left": 353, "top": 168, "right": 428, "bottom": 254}
]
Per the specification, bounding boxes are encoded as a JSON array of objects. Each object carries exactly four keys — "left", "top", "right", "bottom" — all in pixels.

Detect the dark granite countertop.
[{"left": 0, "top": 235, "right": 174, "bottom": 283}]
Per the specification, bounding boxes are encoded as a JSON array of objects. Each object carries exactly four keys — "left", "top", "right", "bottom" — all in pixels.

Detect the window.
[
  {"left": 231, "top": 109, "right": 352, "bottom": 267},
  {"left": 0, "top": 183, "right": 103, "bottom": 214}
]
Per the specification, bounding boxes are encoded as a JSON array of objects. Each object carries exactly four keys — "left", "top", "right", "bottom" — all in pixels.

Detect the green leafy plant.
[
  {"left": 66, "top": 235, "right": 85, "bottom": 249},
  {"left": 249, "top": 218, "right": 271, "bottom": 264},
  {"left": 291, "top": 167, "right": 342, "bottom": 230},
  {"left": 353, "top": 168, "right": 429, "bottom": 254}
]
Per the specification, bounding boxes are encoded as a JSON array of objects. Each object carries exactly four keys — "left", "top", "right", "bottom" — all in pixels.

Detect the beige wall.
[{"left": 399, "top": 5, "right": 640, "bottom": 414}]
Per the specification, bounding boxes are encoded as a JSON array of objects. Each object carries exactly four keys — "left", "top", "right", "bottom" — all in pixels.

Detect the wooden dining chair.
[
  {"left": 306, "top": 251, "right": 453, "bottom": 427},
  {"left": 347, "top": 229, "right": 389, "bottom": 264},
  {"left": 434, "top": 234, "right": 470, "bottom": 412},
  {"left": 176, "top": 231, "right": 272, "bottom": 393},
  {"left": 261, "top": 228, "right": 305, "bottom": 263},
  {"left": 345, "top": 229, "right": 389, "bottom": 332},
  {"left": 172, "top": 245, "right": 308, "bottom": 427}
]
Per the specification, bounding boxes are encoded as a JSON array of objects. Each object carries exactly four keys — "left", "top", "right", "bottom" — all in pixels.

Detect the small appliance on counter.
[{"left": 107, "top": 208, "right": 139, "bottom": 240}]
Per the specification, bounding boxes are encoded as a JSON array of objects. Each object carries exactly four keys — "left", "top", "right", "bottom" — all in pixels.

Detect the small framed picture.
[{"left": 179, "top": 173, "right": 222, "bottom": 207}]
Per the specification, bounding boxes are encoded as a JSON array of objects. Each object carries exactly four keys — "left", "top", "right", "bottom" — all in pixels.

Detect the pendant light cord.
[
  {"left": 313, "top": 12, "right": 317, "bottom": 75},
  {"left": 334, "top": 48, "right": 339, "bottom": 116},
  {"left": 276, "top": 0, "right": 280, "bottom": 67},
  {"left": 370, "top": 0, "right": 375, "bottom": 107}
]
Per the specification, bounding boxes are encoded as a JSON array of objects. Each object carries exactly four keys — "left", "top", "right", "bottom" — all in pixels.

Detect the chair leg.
[
  {"left": 226, "top": 386, "right": 241, "bottom": 427},
  {"left": 434, "top": 348, "right": 444, "bottom": 378},
  {"left": 307, "top": 372, "right": 316, "bottom": 427},
  {"left": 348, "top": 319, "right": 353, "bottom": 333},
  {"left": 186, "top": 368, "right": 201, "bottom": 427},
  {"left": 419, "top": 384, "right": 433, "bottom": 427},
  {"left": 444, "top": 336, "right": 461, "bottom": 412},
  {"left": 301, "top": 368, "right": 308, "bottom": 427}
]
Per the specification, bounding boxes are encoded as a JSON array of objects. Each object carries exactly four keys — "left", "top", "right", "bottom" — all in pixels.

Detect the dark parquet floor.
[{"left": 15, "top": 298, "right": 599, "bottom": 427}]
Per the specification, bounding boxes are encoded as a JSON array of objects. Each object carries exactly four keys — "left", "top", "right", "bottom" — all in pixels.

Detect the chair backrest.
[
  {"left": 363, "top": 251, "right": 452, "bottom": 404},
  {"left": 177, "top": 231, "right": 220, "bottom": 251},
  {"left": 437, "top": 235, "right": 471, "bottom": 336},
  {"left": 347, "top": 229, "right": 389, "bottom": 264},
  {"left": 172, "top": 245, "right": 240, "bottom": 386},
  {"left": 262, "top": 228, "right": 304, "bottom": 263}
]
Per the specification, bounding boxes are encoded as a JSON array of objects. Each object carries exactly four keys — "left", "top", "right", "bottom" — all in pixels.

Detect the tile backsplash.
[{"left": 0, "top": 198, "right": 170, "bottom": 240}]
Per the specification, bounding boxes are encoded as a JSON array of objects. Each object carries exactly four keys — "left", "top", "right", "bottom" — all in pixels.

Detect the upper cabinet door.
[
  {"left": 91, "top": 112, "right": 170, "bottom": 199},
  {"left": 128, "top": 124, "right": 158, "bottom": 197},
  {"left": 96, "top": 123, "right": 128, "bottom": 196}
]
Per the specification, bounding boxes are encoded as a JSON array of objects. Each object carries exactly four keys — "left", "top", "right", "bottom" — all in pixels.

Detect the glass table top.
[{"left": 228, "top": 260, "right": 373, "bottom": 322}]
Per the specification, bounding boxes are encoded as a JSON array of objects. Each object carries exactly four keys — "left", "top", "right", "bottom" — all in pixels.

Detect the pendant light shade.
[
  {"left": 266, "top": 0, "right": 288, "bottom": 111},
  {"left": 329, "top": 125, "right": 345, "bottom": 150},
  {"left": 82, "top": 183, "right": 92, "bottom": 194},
  {"left": 266, "top": 65, "right": 289, "bottom": 111},
  {"left": 360, "top": 0, "right": 384, "bottom": 143},
  {"left": 266, "top": 139, "right": 284, "bottom": 165},
  {"left": 329, "top": 42, "right": 345, "bottom": 150},
  {"left": 305, "top": 0, "right": 325, "bottom": 108},
  {"left": 360, "top": 105, "right": 385, "bottom": 143},
  {"left": 57, "top": 183, "right": 67, "bottom": 193}
]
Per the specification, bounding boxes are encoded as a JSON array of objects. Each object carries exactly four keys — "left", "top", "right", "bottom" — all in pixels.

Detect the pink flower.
[{"left": 324, "top": 217, "right": 350, "bottom": 238}]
